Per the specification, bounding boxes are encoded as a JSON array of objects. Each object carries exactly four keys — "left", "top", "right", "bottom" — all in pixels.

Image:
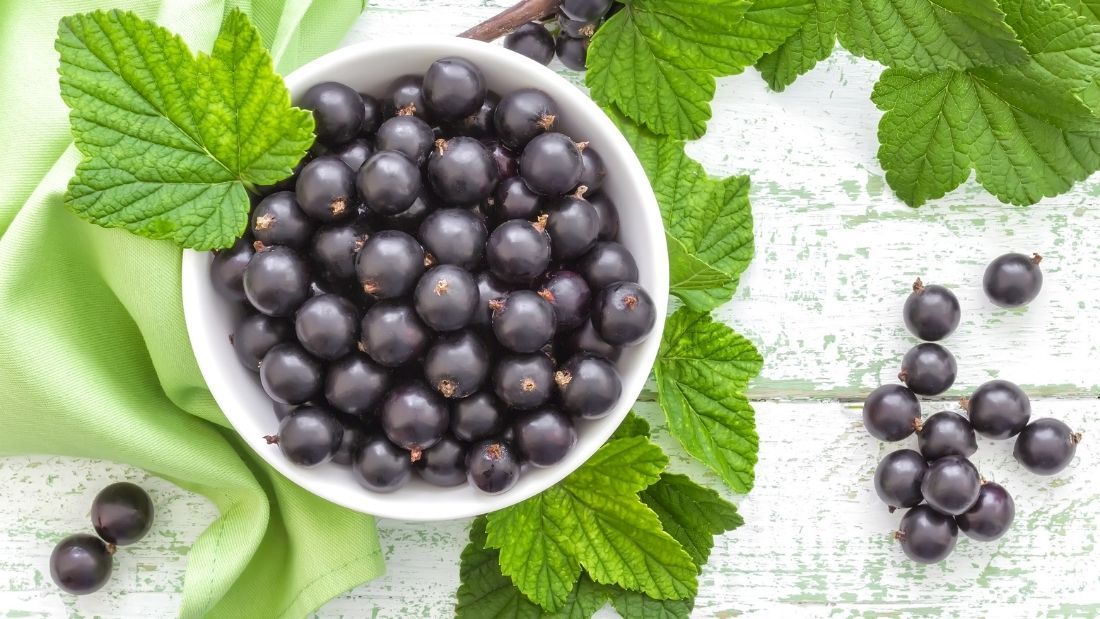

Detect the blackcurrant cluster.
[
  {"left": 49, "top": 483, "right": 154, "bottom": 595},
  {"left": 863, "top": 253, "right": 1081, "bottom": 564},
  {"left": 209, "top": 56, "right": 656, "bottom": 496},
  {"left": 500, "top": 1, "right": 624, "bottom": 70}
]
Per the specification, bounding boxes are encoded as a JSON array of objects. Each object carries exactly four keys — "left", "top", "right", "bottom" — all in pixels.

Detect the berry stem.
[{"left": 458, "top": 0, "right": 564, "bottom": 42}]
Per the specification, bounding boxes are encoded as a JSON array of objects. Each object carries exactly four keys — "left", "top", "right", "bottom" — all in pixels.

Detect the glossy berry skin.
[
  {"left": 300, "top": 82, "right": 364, "bottom": 146},
  {"left": 966, "top": 380, "right": 1031, "bottom": 440},
  {"left": 358, "top": 151, "right": 422, "bottom": 215},
  {"left": 486, "top": 141, "right": 519, "bottom": 179},
  {"left": 1014, "top": 418, "right": 1081, "bottom": 475},
  {"left": 577, "top": 242, "right": 639, "bottom": 290},
  {"left": 556, "top": 35, "right": 590, "bottom": 71},
  {"left": 424, "top": 330, "right": 490, "bottom": 398},
  {"left": 558, "top": 12, "right": 598, "bottom": 38},
  {"left": 381, "top": 381, "right": 449, "bottom": 453},
  {"left": 556, "top": 354, "right": 621, "bottom": 419},
  {"left": 383, "top": 191, "right": 435, "bottom": 232},
  {"left": 352, "top": 436, "right": 412, "bottom": 492},
  {"left": 490, "top": 176, "right": 542, "bottom": 224},
  {"left": 563, "top": 319, "right": 621, "bottom": 362},
  {"left": 514, "top": 408, "right": 577, "bottom": 467},
  {"left": 917, "top": 411, "right": 977, "bottom": 461},
  {"left": 359, "top": 92, "right": 383, "bottom": 135},
  {"left": 460, "top": 92, "right": 499, "bottom": 140},
  {"left": 356, "top": 230, "right": 426, "bottom": 298},
  {"left": 473, "top": 272, "right": 511, "bottom": 327},
  {"left": 272, "top": 401, "right": 297, "bottom": 421},
  {"left": 324, "top": 354, "right": 391, "bottom": 416},
  {"left": 274, "top": 406, "right": 344, "bottom": 467},
  {"left": 332, "top": 137, "right": 374, "bottom": 172},
  {"left": 487, "top": 219, "right": 552, "bottom": 283},
  {"left": 492, "top": 290, "right": 557, "bottom": 353},
  {"left": 494, "top": 352, "right": 555, "bottom": 410},
  {"left": 260, "top": 343, "right": 323, "bottom": 404},
  {"left": 921, "top": 455, "right": 981, "bottom": 515},
  {"left": 252, "top": 192, "right": 313, "bottom": 248},
  {"left": 896, "top": 505, "right": 958, "bottom": 564},
  {"left": 295, "top": 294, "right": 359, "bottom": 360},
  {"left": 296, "top": 156, "right": 357, "bottom": 223},
  {"left": 544, "top": 195, "right": 599, "bottom": 259},
  {"left": 538, "top": 270, "right": 591, "bottom": 330},
  {"left": 233, "top": 313, "right": 291, "bottom": 372},
  {"left": 415, "top": 435, "right": 468, "bottom": 487},
  {"left": 903, "top": 279, "right": 961, "bottom": 342},
  {"left": 899, "top": 343, "right": 957, "bottom": 396},
  {"left": 588, "top": 193, "right": 619, "bottom": 240},
  {"left": 423, "top": 57, "right": 487, "bottom": 121},
  {"left": 428, "top": 138, "right": 500, "bottom": 206},
  {"left": 577, "top": 147, "right": 607, "bottom": 193},
  {"left": 957, "top": 482, "right": 1015, "bottom": 541},
  {"left": 332, "top": 422, "right": 363, "bottom": 466},
  {"left": 561, "top": 0, "right": 613, "bottom": 21},
  {"left": 504, "top": 22, "right": 555, "bottom": 65},
  {"left": 873, "top": 449, "right": 927, "bottom": 510},
  {"left": 984, "top": 253, "right": 1043, "bottom": 308},
  {"left": 243, "top": 247, "right": 311, "bottom": 317},
  {"left": 210, "top": 236, "right": 254, "bottom": 302},
  {"left": 414, "top": 265, "right": 478, "bottom": 332},
  {"left": 50, "top": 534, "right": 113, "bottom": 595},
  {"left": 91, "top": 482, "right": 153, "bottom": 546},
  {"left": 494, "top": 88, "right": 560, "bottom": 151},
  {"left": 861, "top": 384, "right": 920, "bottom": 441},
  {"left": 520, "top": 133, "right": 583, "bottom": 195},
  {"left": 419, "top": 209, "right": 487, "bottom": 270},
  {"left": 375, "top": 115, "right": 435, "bottom": 166},
  {"left": 591, "top": 282, "right": 656, "bottom": 346},
  {"left": 358, "top": 302, "right": 430, "bottom": 367},
  {"left": 384, "top": 74, "right": 428, "bottom": 119},
  {"left": 311, "top": 223, "right": 367, "bottom": 282},
  {"left": 467, "top": 441, "right": 521, "bottom": 494},
  {"left": 452, "top": 392, "right": 506, "bottom": 442}
]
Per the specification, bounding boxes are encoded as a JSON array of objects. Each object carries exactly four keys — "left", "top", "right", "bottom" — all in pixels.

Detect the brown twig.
[{"left": 459, "top": 0, "right": 563, "bottom": 41}]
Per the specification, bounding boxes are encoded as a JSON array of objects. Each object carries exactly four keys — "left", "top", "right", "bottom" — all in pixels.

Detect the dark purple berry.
[
  {"left": 520, "top": 133, "right": 583, "bottom": 195},
  {"left": 311, "top": 223, "right": 367, "bottom": 282},
  {"left": 487, "top": 219, "right": 552, "bottom": 283},
  {"left": 331, "top": 137, "right": 374, "bottom": 171},
  {"left": 325, "top": 354, "right": 391, "bottom": 416},
  {"left": 921, "top": 455, "right": 981, "bottom": 515},
  {"left": 210, "top": 236, "right": 254, "bottom": 302},
  {"left": 358, "top": 301, "right": 430, "bottom": 367},
  {"left": 233, "top": 313, "right": 292, "bottom": 371},
  {"left": 375, "top": 115, "right": 435, "bottom": 166},
  {"left": 486, "top": 141, "right": 519, "bottom": 179},
  {"left": 563, "top": 319, "right": 620, "bottom": 361},
  {"left": 504, "top": 22, "right": 555, "bottom": 65},
  {"left": 414, "top": 265, "right": 478, "bottom": 332},
  {"left": 295, "top": 294, "right": 358, "bottom": 360},
  {"left": 494, "top": 88, "right": 559, "bottom": 151},
  {"left": 1014, "top": 418, "right": 1081, "bottom": 475},
  {"left": 873, "top": 449, "right": 927, "bottom": 510},
  {"left": 423, "top": 56, "right": 486, "bottom": 122},
  {"left": 428, "top": 137, "right": 500, "bottom": 206},
  {"left": 556, "top": 354, "right": 621, "bottom": 419},
  {"left": 537, "top": 270, "right": 591, "bottom": 331},
  {"left": 252, "top": 192, "right": 313, "bottom": 248},
  {"left": 899, "top": 343, "right": 957, "bottom": 396},
  {"left": 300, "top": 82, "right": 364, "bottom": 146},
  {"left": 896, "top": 505, "right": 957, "bottom": 564},
  {"left": 352, "top": 435, "right": 412, "bottom": 492},
  {"left": 424, "top": 330, "right": 490, "bottom": 398},
  {"left": 452, "top": 392, "right": 506, "bottom": 443},
  {"left": 384, "top": 75, "right": 428, "bottom": 119},
  {"left": 556, "top": 34, "right": 590, "bottom": 71},
  {"left": 270, "top": 405, "right": 344, "bottom": 467},
  {"left": 544, "top": 194, "right": 599, "bottom": 259},
  {"left": 356, "top": 230, "right": 426, "bottom": 298},
  {"left": 862, "top": 384, "right": 921, "bottom": 441},
  {"left": 918, "top": 411, "right": 977, "bottom": 460},
  {"left": 50, "top": 534, "right": 113, "bottom": 595},
  {"left": 561, "top": 0, "right": 613, "bottom": 21},
  {"left": 984, "top": 252, "right": 1043, "bottom": 308},
  {"left": 296, "top": 156, "right": 357, "bottom": 223},
  {"left": 473, "top": 272, "right": 511, "bottom": 328},
  {"left": 418, "top": 208, "right": 488, "bottom": 270},
  {"left": 965, "top": 380, "right": 1031, "bottom": 439},
  {"left": 243, "top": 246, "right": 311, "bottom": 317},
  {"left": 91, "top": 482, "right": 153, "bottom": 546},
  {"left": 491, "top": 290, "right": 556, "bottom": 353},
  {"left": 577, "top": 146, "right": 606, "bottom": 192},
  {"left": 957, "top": 482, "right": 1015, "bottom": 541},
  {"left": 577, "top": 241, "right": 638, "bottom": 290},
  {"left": 903, "top": 279, "right": 961, "bottom": 341},
  {"left": 259, "top": 342, "right": 323, "bottom": 404},
  {"left": 461, "top": 92, "right": 499, "bottom": 139},
  {"left": 557, "top": 12, "right": 598, "bottom": 38},
  {"left": 358, "top": 150, "right": 422, "bottom": 215},
  {"left": 359, "top": 92, "right": 383, "bottom": 135},
  {"left": 591, "top": 281, "right": 656, "bottom": 346},
  {"left": 415, "top": 435, "right": 468, "bottom": 487},
  {"left": 494, "top": 352, "right": 554, "bottom": 410},
  {"left": 513, "top": 408, "right": 576, "bottom": 467},
  {"left": 467, "top": 440, "right": 520, "bottom": 494},
  {"left": 588, "top": 193, "right": 619, "bottom": 240},
  {"left": 490, "top": 176, "right": 542, "bottom": 224},
  {"left": 381, "top": 380, "right": 449, "bottom": 455},
  {"left": 332, "top": 421, "right": 364, "bottom": 466}
]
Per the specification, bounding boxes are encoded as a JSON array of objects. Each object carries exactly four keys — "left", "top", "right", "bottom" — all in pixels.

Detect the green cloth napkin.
[{"left": 0, "top": 1, "right": 385, "bottom": 617}]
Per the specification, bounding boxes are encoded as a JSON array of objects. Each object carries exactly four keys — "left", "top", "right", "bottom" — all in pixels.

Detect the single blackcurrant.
[
  {"left": 538, "top": 270, "right": 591, "bottom": 330},
  {"left": 556, "top": 354, "right": 621, "bottom": 419},
  {"left": 428, "top": 137, "right": 500, "bottom": 206},
  {"left": 921, "top": 455, "right": 981, "bottom": 515},
  {"left": 358, "top": 150, "right": 422, "bottom": 215},
  {"left": 210, "top": 236, "right": 253, "bottom": 302},
  {"left": 91, "top": 482, "right": 153, "bottom": 546},
  {"left": 964, "top": 380, "right": 1031, "bottom": 439},
  {"left": 494, "top": 88, "right": 559, "bottom": 150},
  {"left": 591, "top": 282, "right": 656, "bottom": 346},
  {"left": 358, "top": 301, "right": 430, "bottom": 367},
  {"left": 356, "top": 230, "right": 426, "bottom": 298},
  {"left": 300, "top": 81, "right": 365, "bottom": 146},
  {"left": 415, "top": 435, "right": 468, "bottom": 487},
  {"left": 555, "top": 35, "right": 589, "bottom": 71},
  {"left": 424, "top": 330, "right": 490, "bottom": 398},
  {"left": 423, "top": 56, "right": 486, "bottom": 122},
  {"left": 270, "top": 406, "right": 344, "bottom": 467},
  {"left": 873, "top": 449, "right": 927, "bottom": 510},
  {"left": 252, "top": 191, "right": 313, "bottom": 248},
  {"left": 561, "top": 0, "right": 613, "bottom": 21},
  {"left": 562, "top": 319, "right": 621, "bottom": 361},
  {"left": 352, "top": 435, "right": 412, "bottom": 492},
  {"left": 331, "top": 137, "right": 374, "bottom": 172},
  {"left": 899, "top": 342, "right": 957, "bottom": 396},
  {"left": 384, "top": 74, "right": 428, "bottom": 119},
  {"left": 917, "top": 411, "right": 977, "bottom": 460},
  {"left": 1014, "top": 418, "right": 1081, "bottom": 475},
  {"left": 513, "top": 408, "right": 576, "bottom": 467},
  {"left": 324, "top": 353, "right": 391, "bottom": 416},
  {"left": 486, "top": 219, "right": 552, "bottom": 283},
  {"left": 862, "top": 384, "right": 920, "bottom": 441},
  {"left": 490, "top": 176, "right": 542, "bottom": 224},
  {"left": 296, "top": 156, "right": 357, "bottom": 223},
  {"left": 984, "top": 252, "right": 1043, "bottom": 308},
  {"left": 295, "top": 294, "right": 359, "bottom": 360},
  {"left": 587, "top": 192, "right": 619, "bottom": 240},
  {"left": 544, "top": 194, "right": 599, "bottom": 259},
  {"left": 467, "top": 440, "right": 520, "bottom": 494},
  {"left": 494, "top": 352, "right": 555, "bottom": 409},
  {"left": 419, "top": 208, "right": 487, "bottom": 270},
  {"left": 311, "top": 222, "right": 367, "bottom": 282},
  {"left": 414, "top": 265, "right": 478, "bottom": 332},
  {"left": 492, "top": 290, "right": 557, "bottom": 353},
  {"left": 452, "top": 392, "right": 506, "bottom": 443},
  {"left": 233, "top": 313, "right": 291, "bottom": 372},
  {"left": 473, "top": 271, "right": 511, "bottom": 327},
  {"left": 375, "top": 115, "right": 435, "bottom": 165},
  {"left": 576, "top": 241, "right": 638, "bottom": 290},
  {"left": 903, "top": 278, "right": 961, "bottom": 341},
  {"left": 381, "top": 380, "right": 449, "bottom": 456},
  {"left": 520, "top": 133, "right": 583, "bottom": 195},
  {"left": 243, "top": 246, "right": 311, "bottom": 317},
  {"left": 577, "top": 146, "right": 606, "bottom": 193},
  {"left": 461, "top": 92, "right": 499, "bottom": 139},
  {"left": 957, "top": 482, "right": 1015, "bottom": 541},
  {"left": 504, "top": 22, "right": 555, "bottom": 65},
  {"left": 50, "top": 534, "right": 113, "bottom": 595},
  {"left": 359, "top": 92, "right": 383, "bottom": 135},
  {"left": 896, "top": 505, "right": 957, "bottom": 564}
]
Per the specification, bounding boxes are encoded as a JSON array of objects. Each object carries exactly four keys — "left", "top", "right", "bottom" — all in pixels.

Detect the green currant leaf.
[
  {"left": 757, "top": 0, "right": 843, "bottom": 91},
  {"left": 641, "top": 473, "right": 744, "bottom": 566}
]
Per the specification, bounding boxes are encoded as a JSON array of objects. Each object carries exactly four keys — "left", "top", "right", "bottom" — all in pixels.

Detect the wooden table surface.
[{"left": 2, "top": 1, "right": 1097, "bottom": 617}]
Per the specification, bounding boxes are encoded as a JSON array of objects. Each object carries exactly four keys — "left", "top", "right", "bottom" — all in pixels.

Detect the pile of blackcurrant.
[
  {"left": 210, "top": 56, "right": 656, "bottom": 496},
  {"left": 500, "top": 1, "right": 624, "bottom": 70},
  {"left": 49, "top": 482, "right": 154, "bottom": 595},
  {"left": 863, "top": 254, "right": 1081, "bottom": 564}
]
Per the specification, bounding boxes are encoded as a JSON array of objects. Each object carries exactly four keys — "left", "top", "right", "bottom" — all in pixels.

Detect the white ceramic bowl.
[{"left": 182, "top": 38, "right": 668, "bottom": 521}]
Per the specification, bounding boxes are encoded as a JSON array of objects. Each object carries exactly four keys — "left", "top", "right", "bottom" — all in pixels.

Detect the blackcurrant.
[
  {"left": 562, "top": 319, "right": 621, "bottom": 362},
  {"left": 332, "top": 421, "right": 364, "bottom": 466},
  {"left": 577, "top": 146, "right": 606, "bottom": 193},
  {"left": 414, "top": 265, "right": 478, "bottom": 332},
  {"left": 296, "top": 156, "right": 357, "bottom": 223},
  {"left": 489, "top": 290, "right": 557, "bottom": 353},
  {"left": 461, "top": 92, "right": 499, "bottom": 139},
  {"left": 556, "top": 354, "right": 621, "bottom": 419},
  {"left": 1014, "top": 418, "right": 1081, "bottom": 475},
  {"left": 957, "top": 482, "right": 1015, "bottom": 541},
  {"left": 418, "top": 208, "right": 488, "bottom": 270},
  {"left": 921, "top": 455, "right": 981, "bottom": 515},
  {"left": 260, "top": 342, "right": 323, "bottom": 404},
  {"left": 233, "top": 313, "right": 292, "bottom": 372},
  {"left": 896, "top": 505, "right": 957, "bottom": 564},
  {"left": 300, "top": 81, "right": 364, "bottom": 146},
  {"left": 295, "top": 294, "right": 359, "bottom": 360},
  {"left": 544, "top": 194, "right": 599, "bottom": 259},
  {"left": 984, "top": 252, "right": 1043, "bottom": 308},
  {"left": 423, "top": 56, "right": 487, "bottom": 122},
  {"left": 576, "top": 241, "right": 638, "bottom": 290},
  {"left": 355, "top": 230, "right": 426, "bottom": 298},
  {"left": 331, "top": 137, "right": 374, "bottom": 172},
  {"left": 210, "top": 235, "right": 253, "bottom": 302},
  {"left": 251, "top": 191, "right": 313, "bottom": 249},
  {"left": 467, "top": 440, "right": 521, "bottom": 494},
  {"left": 358, "top": 150, "right": 422, "bottom": 215},
  {"left": 427, "top": 137, "right": 500, "bottom": 207},
  {"left": 964, "top": 380, "right": 1031, "bottom": 439},
  {"left": 561, "top": 0, "right": 613, "bottom": 21},
  {"left": 489, "top": 176, "right": 542, "bottom": 224},
  {"left": 325, "top": 353, "right": 390, "bottom": 416},
  {"left": 375, "top": 115, "right": 435, "bottom": 166},
  {"left": 352, "top": 435, "right": 412, "bottom": 492},
  {"left": 494, "top": 352, "right": 554, "bottom": 409},
  {"left": 486, "top": 141, "right": 519, "bottom": 179},
  {"left": 311, "top": 222, "right": 367, "bottom": 282},
  {"left": 587, "top": 192, "right": 619, "bottom": 240},
  {"left": 269, "top": 405, "right": 344, "bottom": 467},
  {"left": 504, "top": 22, "right": 555, "bottom": 65},
  {"left": 415, "top": 435, "right": 468, "bottom": 487},
  {"left": 473, "top": 271, "right": 512, "bottom": 328},
  {"left": 452, "top": 392, "right": 506, "bottom": 442},
  {"left": 520, "top": 133, "right": 583, "bottom": 196},
  {"left": 243, "top": 246, "right": 311, "bottom": 317},
  {"left": 917, "top": 411, "right": 977, "bottom": 460},
  {"left": 50, "top": 534, "right": 113, "bottom": 595},
  {"left": 381, "top": 380, "right": 449, "bottom": 456},
  {"left": 384, "top": 74, "right": 428, "bottom": 119},
  {"left": 903, "top": 278, "right": 961, "bottom": 341},
  {"left": 358, "top": 301, "right": 430, "bottom": 367},
  {"left": 862, "top": 384, "right": 921, "bottom": 441},
  {"left": 91, "top": 482, "right": 153, "bottom": 546},
  {"left": 591, "top": 281, "right": 656, "bottom": 346},
  {"left": 494, "top": 88, "right": 559, "bottom": 151},
  {"left": 359, "top": 92, "right": 383, "bottom": 135},
  {"left": 538, "top": 270, "right": 591, "bottom": 330},
  {"left": 899, "top": 343, "right": 957, "bottom": 396},
  {"left": 513, "top": 408, "right": 576, "bottom": 467},
  {"left": 557, "top": 12, "right": 598, "bottom": 38},
  {"left": 487, "top": 219, "right": 552, "bottom": 283},
  {"left": 555, "top": 34, "right": 590, "bottom": 71},
  {"left": 873, "top": 449, "right": 927, "bottom": 510},
  {"left": 424, "top": 330, "right": 490, "bottom": 398}
]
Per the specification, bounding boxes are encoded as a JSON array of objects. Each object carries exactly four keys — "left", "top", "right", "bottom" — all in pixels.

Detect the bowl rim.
[{"left": 182, "top": 37, "right": 669, "bottom": 521}]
